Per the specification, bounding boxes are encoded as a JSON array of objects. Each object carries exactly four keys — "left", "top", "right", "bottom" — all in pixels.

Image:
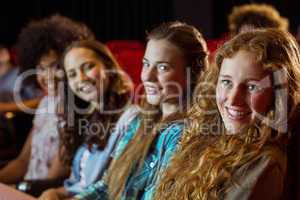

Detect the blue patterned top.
[
  {"left": 64, "top": 131, "right": 119, "bottom": 195},
  {"left": 75, "top": 115, "right": 184, "bottom": 200}
]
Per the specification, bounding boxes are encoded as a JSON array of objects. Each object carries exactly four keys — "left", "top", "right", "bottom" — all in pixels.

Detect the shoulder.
[
  {"left": 246, "top": 144, "right": 287, "bottom": 183},
  {"left": 116, "top": 104, "right": 140, "bottom": 125},
  {"left": 35, "top": 95, "right": 57, "bottom": 113},
  {"left": 112, "top": 105, "right": 141, "bottom": 139},
  {"left": 110, "top": 106, "right": 141, "bottom": 158},
  {"left": 258, "top": 145, "right": 287, "bottom": 175},
  {"left": 248, "top": 148, "right": 286, "bottom": 200},
  {"left": 225, "top": 145, "right": 287, "bottom": 200},
  {"left": 36, "top": 95, "right": 48, "bottom": 108}
]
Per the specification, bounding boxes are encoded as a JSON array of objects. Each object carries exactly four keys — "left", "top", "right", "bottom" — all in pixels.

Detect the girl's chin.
[
  {"left": 78, "top": 92, "right": 98, "bottom": 101},
  {"left": 225, "top": 123, "right": 251, "bottom": 135}
]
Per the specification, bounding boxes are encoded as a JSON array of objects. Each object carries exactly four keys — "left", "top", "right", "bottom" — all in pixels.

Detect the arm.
[
  {"left": 12, "top": 150, "right": 70, "bottom": 197},
  {"left": 38, "top": 186, "right": 68, "bottom": 200},
  {"left": 0, "top": 97, "right": 41, "bottom": 112},
  {"left": 0, "top": 131, "right": 33, "bottom": 184}
]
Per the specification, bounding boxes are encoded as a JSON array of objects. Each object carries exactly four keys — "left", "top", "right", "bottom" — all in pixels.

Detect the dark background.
[{"left": 0, "top": 0, "right": 299, "bottom": 46}]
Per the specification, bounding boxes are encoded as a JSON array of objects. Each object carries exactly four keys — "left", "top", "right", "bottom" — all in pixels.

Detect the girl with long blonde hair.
[
  {"left": 154, "top": 28, "right": 300, "bottom": 200},
  {"left": 72, "top": 21, "right": 208, "bottom": 200}
]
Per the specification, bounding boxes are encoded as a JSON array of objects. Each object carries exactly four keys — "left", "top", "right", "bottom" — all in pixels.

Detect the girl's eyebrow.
[
  {"left": 80, "top": 61, "right": 94, "bottom": 68},
  {"left": 66, "top": 68, "right": 74, "bottom": 72},
  {"left": 244, "top": 78, "right": 263, "bottom": 82},
  {"left": 142, "top": 58, "right": 172, "bottom": 68},
  {"left": 219, "top": 74, "right": 232, "bottom": 78},
  {"left": 156, "top": 61, "right": 171, "bottom": 65}
]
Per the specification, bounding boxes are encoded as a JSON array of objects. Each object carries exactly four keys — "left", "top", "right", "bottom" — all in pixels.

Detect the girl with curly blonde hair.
[{"left": 154, "top": 28, "right": 300, "bottom": 200}]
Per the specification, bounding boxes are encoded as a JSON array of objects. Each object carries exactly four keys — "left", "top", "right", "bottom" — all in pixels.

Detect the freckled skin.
[{"left": 216, "top": 50, "right": 273, "bottom": 134}]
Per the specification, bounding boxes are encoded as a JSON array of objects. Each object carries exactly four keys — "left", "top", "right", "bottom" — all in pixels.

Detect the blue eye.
[
  {"left": 247, "top": 84, "right": 261, "bottom": 92},
  {"left": 142, "top": 61, "right": 150, "bottom": 68},
  {"left": 220, "top": 79, "right": 232, "bottom": 88},
  {"left": 157, "top": 64, "right": 169, "bottom": 71}
]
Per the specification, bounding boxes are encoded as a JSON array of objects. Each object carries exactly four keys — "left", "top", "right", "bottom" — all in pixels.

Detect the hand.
[{"left": 38, "top": 189, "right": 61, "bottom": 200}]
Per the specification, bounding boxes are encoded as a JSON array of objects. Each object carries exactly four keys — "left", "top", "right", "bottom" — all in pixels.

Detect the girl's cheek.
[
  {"left": 84, "top": 66, "right": 99, "bottom": 80},
  {"left": 250, "top": 89, "right": 273, "bottom": 113},
  {"left": 216, "top": 86, "right": 227, "bottom": 104}
]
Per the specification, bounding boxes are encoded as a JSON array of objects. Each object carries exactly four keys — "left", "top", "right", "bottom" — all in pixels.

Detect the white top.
[{"left": 24, "top": 95, "right": 59, "bottom": 180}]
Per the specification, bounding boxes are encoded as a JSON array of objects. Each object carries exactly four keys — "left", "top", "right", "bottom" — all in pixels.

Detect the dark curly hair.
[
  {"left": 17, "top": 14, "right": 95, "bottom": 72},
  {"left": 228, "top": 3, "right": 289, "bottom": 36},
  {"left": 58, "top": 40, "right": 133, "bottom": 166}
]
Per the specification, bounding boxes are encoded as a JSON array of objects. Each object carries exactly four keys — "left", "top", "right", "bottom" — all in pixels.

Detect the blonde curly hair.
[{"left": 154, "top": 29, "right": 300, "bottom": 200}]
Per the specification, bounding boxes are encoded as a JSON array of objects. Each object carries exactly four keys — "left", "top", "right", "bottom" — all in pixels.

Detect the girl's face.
[
  {"left": 64, "top": 47, "right": 109, "bottom": 105},
  {"left": 141, "top": 39, "right": 187, "bottom": 106},
  {"left": 36, "top": 50, "right": 59, "bottom": 95},
  {"left": 216, "top": 50, "right": 273, "bottom": 134}
]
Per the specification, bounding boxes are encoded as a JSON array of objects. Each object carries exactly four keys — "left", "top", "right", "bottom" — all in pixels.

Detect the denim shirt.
[
  {"left": 64, "top": 106, "right": 140, "bottom": 195},
  {"left": 75, "top": 116, "right": 184, "bottom": 200},
  {"left": 64, "top": 131, "right": 119, "bottom": 195}
]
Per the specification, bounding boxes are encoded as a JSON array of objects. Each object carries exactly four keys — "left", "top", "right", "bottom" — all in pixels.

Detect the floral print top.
[{"left": 24, "top": 95, "right": 59, "bottom": 180}]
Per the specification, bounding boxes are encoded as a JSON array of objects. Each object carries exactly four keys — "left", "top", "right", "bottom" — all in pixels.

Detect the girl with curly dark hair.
[
  {"left": 0, "top": 14, "right": 94, "bottom": 188},
  {"left": 39, "top": 40, "right": 133, "bottom": 199}
]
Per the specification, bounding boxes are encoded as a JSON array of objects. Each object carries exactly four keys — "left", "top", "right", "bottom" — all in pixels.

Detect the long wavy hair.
[
  {"left": 154, "top": 29, "right": 300, "bottom": 200},
  {"left": 58, "top": 40, "right": 133, "bottom": 166},
  {"left": 104, "top": 21, "right": 209, "bottom": 200}
]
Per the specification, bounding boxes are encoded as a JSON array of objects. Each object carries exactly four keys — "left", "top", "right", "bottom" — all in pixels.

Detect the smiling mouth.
[
  {"left": 144, "top": 86, "right": 160, "bottom": 95},
  {"left": 77, "top": 82, "right": 96, "bottom": 94},
  {"left": 225, "top": 107, "right": 251, "bottom": 120}
]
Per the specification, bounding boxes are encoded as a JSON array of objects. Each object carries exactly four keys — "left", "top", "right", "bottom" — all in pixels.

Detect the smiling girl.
[
  {"left": 154, "top": 28, "right": 300, "bottom": 200},
  {"left": 0, "top": 15, "right": 94, "bottom": 187},
  {"left": 38, "top": 40, "right": 132, "bottom": 199},
  {"left": 72, "top": 21, "right": 208, "bottom": 200}
]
